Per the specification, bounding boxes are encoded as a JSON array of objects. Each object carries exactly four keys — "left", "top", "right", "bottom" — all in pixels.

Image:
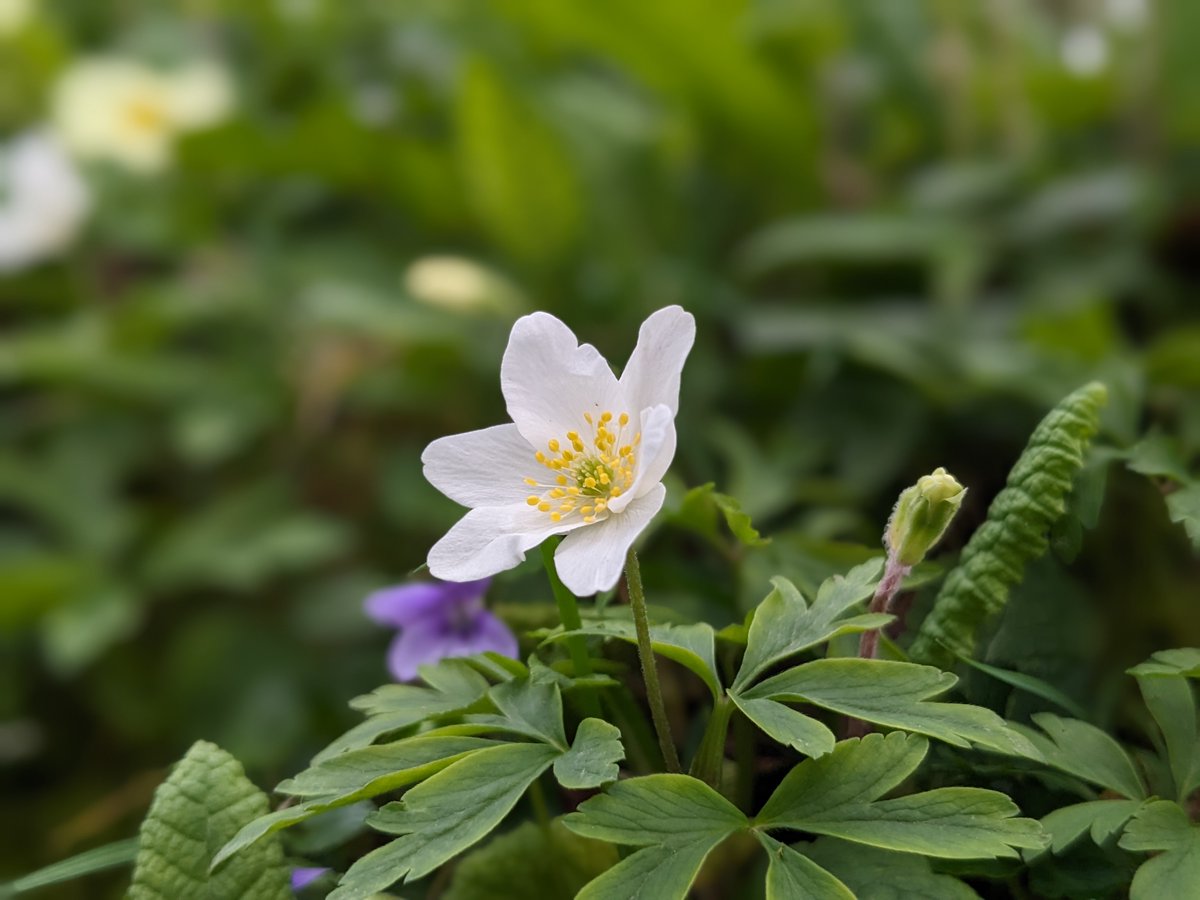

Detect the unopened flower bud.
[{"left": 885, "top": 467, "right": 966, "bottom": 567}]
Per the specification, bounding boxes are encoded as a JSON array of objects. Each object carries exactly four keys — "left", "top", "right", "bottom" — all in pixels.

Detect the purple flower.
[
  {"left": 364, "top": 577, "right": 519, "bottom": 681},
  {"left": 291, "top": 867, "right": 329, "bottom": 891}
]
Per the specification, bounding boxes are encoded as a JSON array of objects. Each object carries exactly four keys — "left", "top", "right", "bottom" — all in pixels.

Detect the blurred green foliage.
[{"left": 2, "top": 0, "right": 1199, "bottom": 896}]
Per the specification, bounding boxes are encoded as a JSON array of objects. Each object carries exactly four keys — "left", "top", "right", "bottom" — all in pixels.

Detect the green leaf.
[
  {"left": 3, "top": 838, "right": 138, "bottom": 895},
  {"left": 673, "top": 483, "right": 769, "bottom": 547},
  {"left": 1119, "top": 800, "right": 1200, "bottom": 900},
  {"left": 1033, "top": 800, "right": 1144, "bottom": 857},
  {"left": 564, "top": 774, "right": 748, "bottom": 900},
  {"left": 442, "top": 820, "right": 617, "bottom": 900},
  {"left": 130, "top": 741, "right": 290, "bottom": 899},
  {"left": 756, "top": 733, "right": 1045, "bottom": 859},
  {"left": 213, "top": 737, "right": 499, "bottom": 867},
  {"left": 546, "top": 619, "right": 721, "bottom": 700},
  {"left": 1166, "top": 485, "right": 1200, "bottom": 547},
  {"left": 1128, "top": 648, "right": 1200, "bottom": 678},
  {"left": 1015, "top": 713, "right": 1148, "bottom": 800},
  {"left": 1132, "top": 669, "right": 1199, "bottom": 801},
  {"left": 729, "top": 694, "right": 836, "bottom": 758},
  {"left": 756, "top": 834, "right": 855, "bottom": 900},
  {"left": 733, "top": 559, "right": 884, "bottom": 691},
  {"left": 329, "top": 743, "right": 559, "bottom": 899},
  {"left": 743, "top": 658, "right": 1037, "bottom": 757},
  {"left": 486, "top": 678, "right": 568, "bottom": 749},
  {"left": 957, "top": 655, "right": 1088, "bottom": 719},
  {"left": 554, "top": 719, "right": 624, "bottom": 790},
  {"left": 804, "top": 836, "right": 982, "bottom": 899}
]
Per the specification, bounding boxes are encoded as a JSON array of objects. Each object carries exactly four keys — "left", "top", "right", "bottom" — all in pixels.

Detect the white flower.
[
  {"left": 52, "top": 57, "right": 233, "bottom": 173},
  {"left": 0, "top": 130, "right": 90, "bottom": 272},
  {"left": 404, "top": 255, "right": 520, "bottom": 313},
  {"left": 423, "top": 306, "right": 695, "bottom": 596}
]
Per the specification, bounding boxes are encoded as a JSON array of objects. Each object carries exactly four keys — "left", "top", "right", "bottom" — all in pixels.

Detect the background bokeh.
[{"left": 2, "top": 1, "right": 1199, "bottom": 896}]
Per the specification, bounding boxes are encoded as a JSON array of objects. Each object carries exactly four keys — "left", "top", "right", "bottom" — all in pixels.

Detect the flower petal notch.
[{"left": 423, "top": 306, "right": 695, "bottom": 596}]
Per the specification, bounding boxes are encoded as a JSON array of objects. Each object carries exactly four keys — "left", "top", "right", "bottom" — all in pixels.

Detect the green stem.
[
  {"left": 528, "top": 778, "right": 551, "bottom": 835},
  {"left": 690, "top": 694, "right": 735, "bottom": 788},
  {"left": 624, "top": 549, "right": 681, "bottom": 773},
  {"left": 540, "top": 538, "right": 601, "bottom": 719}
]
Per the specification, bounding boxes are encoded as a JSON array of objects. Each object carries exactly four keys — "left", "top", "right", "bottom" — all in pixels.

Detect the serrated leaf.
[
  {"left": 554, "top": 719, "right": 624, "bottom": 789},
  {"left": 756, "top": 733, "right": 1045, "bottom": 860},
  {"left": 729, "top": 694, "right": 835, "bottom": 758},
  {"left": 545, "top": 619, "right": 721, "bottom": 700},
  {"left": 329, "top": 743, "right": 558, "bottom": 899},
  {"left": 756, "top": 834, "right": 854, "bottom": 900},
  {"left": 564, "top": 775, "right": 748, "bottom": 900},
  {"left": 743, "top": 658, "right": 1037, "bottom": 757},
  {"left": 1015, "top": 713, "right": 1147, "bottom": 800},
  {"left": 1119, "top": 800, "right": 1200, "bottom": 900},
  {"left": 213, "top": 737, "right": 499, "bottom": 867},
  {"left": 442, "top": 820, "right": 617, "bottom": 900},
  {"left": 804, "top": 836, "right": 981, "bottom": 899},
  {"left": 733, "top": 559, "right": 883, "bottom": 691},
  {"left": 1133, "top": 670, "right": 1199, "bottom": 801},
  {"left": 130, "top": 741, "right": 290, "bottom": 900},
  {"left": 1032, "top": 799, "right": 1144, "bottom": 858}
]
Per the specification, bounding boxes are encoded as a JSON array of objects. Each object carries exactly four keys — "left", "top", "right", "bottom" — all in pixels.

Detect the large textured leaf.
[
  {"left": 564, "top": 774, "right": 747, "bottom": 900},
  {"left": 804, "top": 837, "right": 981, "bottom": 899},
  {"left": 733, "top": 559, "right": 884, "bottom": 691},
  {"left": 1119, "top": 800, "right": 1200, "bottom": 900},
  {"left": 743, "top": 658, "right": 1036, "bottom": 757},
  {"left": 131, "top": 741, "right": 290, "bottom": 899},
  {"left": 1014, "top": 713, "right": 1147, "bottom": 800},
  {"left": 442, "top": 820, "right": 617, "bottom": 900},
  {"left": 756, "top": 734, "right": 1045, "bottom": 860},
  {"left": 757, "top": 834, "right": 854, "bottom": 900},
  {"left": 329, "top": 743, "right": 559, "bottom": 899},
  {"left": 910, "top": 382, "right": 1107, "bottom": 668},
  {"left": 213, "top": 736, "right": 499, "bottom": 867}
]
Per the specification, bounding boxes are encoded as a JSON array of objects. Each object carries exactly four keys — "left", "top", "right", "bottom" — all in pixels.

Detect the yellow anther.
[
  {"left": 599, "top": 471, "right": 610, "bottom": 485},
  {"left": 583, "top": 476, "right": 597, "bottom": 489},
  {"left": 572, "top": 440, "right": 584, "bottom": 452},
  {"left": 581, "top": 506, "right": 594, "bottom": 516},
  {"left": 583, "top": 515, "right": 596, "bottom": 523},
  {"left": 535, "top": 451, "right": 546, "bottom": 463},
  {"left": 524, "top": 477, "right": 538, "bottom": 486},
  {"left": 550, "top": 512, "right": 562, "bottom": 522},
  {"left": 584, "top": 412, "right": 593, "bottom": 424},
  {"left": 595, "top": 499, "right": 607, "bottom": 510},
  {"left": 559, "top": 502, "right": 574, "bottom": 512},
  {"left": 611, "top": 487, "right": 622, "bottom": 497},
  {"left": 601, "top": 411, "right": 613, "bottom": 422},
  {"left": 550, "top": 488, "right": 565, "bottom": 498},
  {"left": 550, "top": 459, "right": 563, "bottom": 469},
  {"left": 568, "top": 487, "right": 581, "bottom": 495},
  {"left": 538, "top": 502, "right": 551, "bottom": 512},
  {"left": 619, "top": 412, "right": 629, "bottom": 426},
  {"left": 556, "top": 475, "right": 567, "bottom": 485},
  {"left": 634, "top": 433, "right": 642, "bottom": 444},
  {"left": 548, "top": 439, "right": 560, "bottom": 452},
  {"left": 567, "top": 431, "right": 579, "bottom": 442},
  {"left": 527, "top": 496, "right": 540, "bottom": 505},
  {"left": 620, "top": 446, "right": 631, "bottom": 457},
  {"left": 561, "top": 450, "right": 574, "bottom": 461}
]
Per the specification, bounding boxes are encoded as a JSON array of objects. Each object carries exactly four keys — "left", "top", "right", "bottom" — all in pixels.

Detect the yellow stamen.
[
  {"left": 526, "top": 496, "right": 539, "bottom": 506},
  {"left": 538, "top": 502, "right": 551, "bottom": 512}
]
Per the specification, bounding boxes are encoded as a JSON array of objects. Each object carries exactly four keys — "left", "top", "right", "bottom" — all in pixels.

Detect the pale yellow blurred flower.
[
  {"left": 404, "top": 256, "right": 522, "bottom": 314},
  {"left": 0, "top": 0, "right": 33, "bottom": 36},
  {"left": 52, "top": 58, "right": 233, "bottom": 173}
]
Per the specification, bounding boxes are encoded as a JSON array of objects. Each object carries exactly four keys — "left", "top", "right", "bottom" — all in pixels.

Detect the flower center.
[
  {"left": 524, "top": 410, "right": 641, "bottom": 524},
  {"left": 124, "top": 97, "right": 168, "bottom": 133}
]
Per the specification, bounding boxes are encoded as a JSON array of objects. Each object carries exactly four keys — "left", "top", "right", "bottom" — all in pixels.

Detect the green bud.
[{"left": 885, "top": 467, "right": 966, "bottom": 567}]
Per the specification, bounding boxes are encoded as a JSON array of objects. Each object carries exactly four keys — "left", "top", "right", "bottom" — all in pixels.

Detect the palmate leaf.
[
  {"left": 564, "top": 734, "right": 1045, "bottom": 899},
  {"left": 732, "top": 559, "right": 884, "bottom": 691},
  {"left": 329, "top": 743, "right": 561, "bottom": 900},
  {"left": 1031, "top": 799, "right": 1145, "bottom": 859},
  {"left": 755, "top": 734, "right": 1046, "bottom": 859},
  {"left": 1013, "top": 712, "right": 1148, "bottom": 800},
  {"left": 1119, "top": 800, "right": 1200, "bottom": 900},
  {"left": 910, "top": 382, "right": 1107, "bottom": 669},
  {"left": 741, "top": 658, "right": 1037, "bottom": 757},
  {"left": 131, "top": 741, "right": 290, "bottom": 900}
]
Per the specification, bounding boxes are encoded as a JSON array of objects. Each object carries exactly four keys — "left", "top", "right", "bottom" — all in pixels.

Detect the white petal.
[
  {"left": 607, "top": 404, "right": 674, "bottom": 514},
  {"left": 500, "top": 311, "right": 622, "bottom": 450},
  {"left": 618, "top": 306, "right": 696, "bottom": 414},
  {"left": 427, "top": 503, "right": 587, "bottom": 582},
  {"left": 422, "top": 423, "right": 540, "bottom": 508},
  {"left": 554, "top": 484, "right": 666, "bottom": 596}
]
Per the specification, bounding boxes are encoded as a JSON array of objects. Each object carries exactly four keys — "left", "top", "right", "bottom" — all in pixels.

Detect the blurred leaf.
[
  {"left": 2, "top": 838, "right": 138, "bottom": 896},
  {"left": 804, "top": 836, "right": 980, "bottom": 899}
]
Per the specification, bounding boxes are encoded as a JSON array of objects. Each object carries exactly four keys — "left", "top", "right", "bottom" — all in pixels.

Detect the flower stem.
[
  {"left": 857, "top": 555, "right": 911, "bottom": 661},
  {"left": 689, "top": 694, "right": 734, "bottom": 788},
  {"left": 624, "top": 549, "right": 681, "bottom": 773},
  {"left": 540, "top": 538, "right": 601, "bottom": 719}
]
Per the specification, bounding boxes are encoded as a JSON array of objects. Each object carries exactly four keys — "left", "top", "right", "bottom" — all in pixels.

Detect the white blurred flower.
[
  {"left": 404, "top": 255, "right": 521, "bottom": 313},
  {"left": 0, "top": 130, "right": 91, "bottom": 272},
  {"left": 1061, "top": 26, "right": 1109, "bottom": 77},
  {"left": 0, "top": 0, "right": 33, "bottom": 36},
  {"left": 53, "top": 57, "right": 234, "bottom": 173},
  {"left": 1106, "top": 0, "right": 1148, "bottom": 31}
]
